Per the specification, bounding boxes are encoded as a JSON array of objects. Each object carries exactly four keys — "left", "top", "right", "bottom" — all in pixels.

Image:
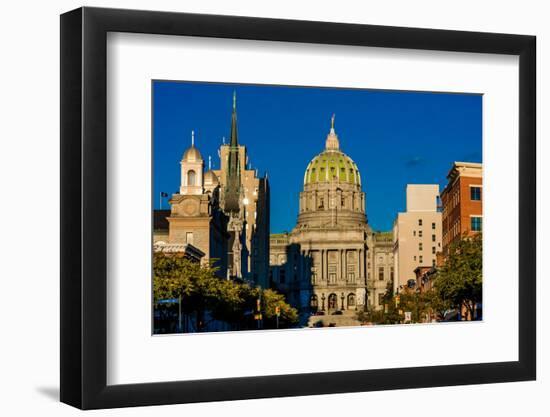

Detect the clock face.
[{"left": 180, "top": 199, "right": 199, "bottom": 216}]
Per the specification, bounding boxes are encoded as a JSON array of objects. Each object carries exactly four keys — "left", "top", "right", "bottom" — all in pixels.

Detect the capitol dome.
[{"left": 303, "top": 116, "right": 361, "bottom": 186}]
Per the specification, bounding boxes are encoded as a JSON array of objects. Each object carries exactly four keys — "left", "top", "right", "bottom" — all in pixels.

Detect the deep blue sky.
[{"left": 153, "top": 81, "right": 482, "bottom": 233}]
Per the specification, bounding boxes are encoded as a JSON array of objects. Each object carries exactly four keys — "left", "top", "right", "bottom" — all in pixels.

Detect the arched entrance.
[
  {"left": 347, "top": 293, "right": 356, "bottom": 310},
  {"left": 328, "top": 293, "right": 337, "bottom": 311},
  {"left": 310, "top": 294, "right": 318, "bottom": 313}
]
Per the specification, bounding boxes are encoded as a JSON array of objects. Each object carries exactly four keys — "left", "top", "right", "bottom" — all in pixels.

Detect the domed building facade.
[{"left": 269, "top": 116, "right": 393, "bottom": 325}]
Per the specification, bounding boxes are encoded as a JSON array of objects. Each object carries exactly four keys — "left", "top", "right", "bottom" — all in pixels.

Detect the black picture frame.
[{"left": 60, "top": 6, "right": 536, "bottom": 410}]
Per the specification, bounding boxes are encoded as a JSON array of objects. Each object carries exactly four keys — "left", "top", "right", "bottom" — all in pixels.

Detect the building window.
[
  {"left": 347, "top": 293, "right": 356, "bottom": 308},
  {"left": 471, "top": 186, "right": 482, "bottom": 201},
  {"left": 187, "top": 170, "right": 196, "bottom": 186},
  {"left": 432, "top": 246, "right": 436, "bottom": 254},
  {"left": 186, "top": 232, "right": 194, "bottom": 245},
  {"left": 432, "top": 222, "right": 436, "bottom": 230},
  {"left": 310, "top": 295, "right": 318, "bottom": 310},
  {"left": 279, "top": 269, "right": 286, "bottom": 284},
  {"left": 378, "top": 293, "right": 384, "bottom": 306},
  {"left": 432, "top": 259, "right": 436, "bottom": 267},
  {"left": 390, "top": 267, "right": 394, "bottom": 281},
  {"left": 418, "top": 219, "right": 423, "bottom": 226},
  {"left": 378, "top": 267, "right": 384, "bottom": 281},
  {"left": 419, "top": 230, "right": 423, "bottom": 238},
  {"left": 413, "top": 230, "right": 416, "bottom": 237},
  {"left": 419, "top": 255, "right": 423, "bottom": 263},
  {"left": 432, "top": 234, "right": 436, "bottom": 242},
  {"left": 414, "top": 255, "right": 417, "bottom": 261},
  {"left": 419, "top": 243, "right": 423, "bottom": 251},
  {"left": 471, "top": 216, "right": 482, "bottom": 232}
]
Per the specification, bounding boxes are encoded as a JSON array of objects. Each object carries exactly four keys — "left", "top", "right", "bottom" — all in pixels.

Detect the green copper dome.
[
  {"left": 303, "top": 150, "right": 361, "bottom": 186},
  {"left": 303, "top": 115, "right": 361, "bottom": 186}
]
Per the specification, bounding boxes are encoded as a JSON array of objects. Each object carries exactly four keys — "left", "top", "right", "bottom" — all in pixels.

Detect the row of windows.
[
  {"left": 442, "top": 186, "right": 482, "bottom": 216},
  {"left": 377, "top": 266, "right": 395, "bottom": 281},
  {"left": 415, "top": 221, "right": 437, "bottom": 229},
  {"left": 310, "top": 293, "right": 356, "bottom": 310},
  {"left": 413, "top": 255, "right": 436, "bottom": 266},
  {"left": 413, "top": 231, "right": 437, "bottom": 239}
]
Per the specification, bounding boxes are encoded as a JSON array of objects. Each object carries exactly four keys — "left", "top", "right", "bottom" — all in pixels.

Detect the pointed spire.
[
  {"left": 331, "top": 114, "right": 335, "bottom": 133},
  {"left": 222, "top": 136, "right": 226, "bottom": 145},
  {"left": 191, "top": 130, "right": 195, "bottom": 146},
  {"left": 230, "top": 92, "right": 239, "bottom": 148},
  {"left": 223, "top": 92, "right": 242, "bottom": 213},
  {"left": 208, "top": 155, "right": 212, "bottom": 170}
]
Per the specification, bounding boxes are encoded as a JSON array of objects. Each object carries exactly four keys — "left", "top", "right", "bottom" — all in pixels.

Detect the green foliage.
[
  {"left": 356, "top": 234, "right": 482, "bottom": 325},
  {"left": 153, "top": 252, "right": 297, "bottom": 331},
  {"left": 433, "top": 233, "right": 482, "bottom": 319},
  {"left": 261, "top": 289, "right": 299, "bottom": 327}
]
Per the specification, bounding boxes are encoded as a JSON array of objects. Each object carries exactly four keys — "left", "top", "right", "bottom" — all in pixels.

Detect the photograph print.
[{"left": 152, "top": 81, "right": 483, "bottom": 334}]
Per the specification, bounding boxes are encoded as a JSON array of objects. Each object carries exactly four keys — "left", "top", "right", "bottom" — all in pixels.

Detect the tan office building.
[{"left": 393, "top": 184, "right": 442, "bottom": 293}]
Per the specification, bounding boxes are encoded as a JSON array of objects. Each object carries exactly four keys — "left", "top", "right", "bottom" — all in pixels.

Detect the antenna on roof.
[
  {"left": 191, "top": 130, "right": 195, "bottom": 146},
  {"left": 208, "top": 155, "right": 212, "bottom": 170}
]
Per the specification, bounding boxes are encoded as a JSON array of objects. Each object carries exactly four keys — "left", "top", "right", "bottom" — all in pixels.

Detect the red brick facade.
[{"left": 441, "top": 162, "right": 483, "bottom": 255}]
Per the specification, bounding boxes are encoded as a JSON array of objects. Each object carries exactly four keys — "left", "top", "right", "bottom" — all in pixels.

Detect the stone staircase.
[{"left": 307, "top": 311, "right": 361, "bottom": 328}]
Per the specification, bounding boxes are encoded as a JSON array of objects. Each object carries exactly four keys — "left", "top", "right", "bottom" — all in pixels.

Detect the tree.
[
  {"left": 153, "top": 253, "right": 231, "bottom": 331},
  {"left": 356, "top": 281, "right": 402, "bottom": 325},
  {"left": 433, "top": 233, "right": 482, "bottom": 320},
  {"left": 261, "top": 289, "right": 299, "bottom": 328},
  {"left": 153, "top": 252, "right": 298, "bottom": 331}
]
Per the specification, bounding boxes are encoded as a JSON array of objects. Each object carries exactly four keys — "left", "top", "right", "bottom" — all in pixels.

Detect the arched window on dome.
[{"left": 187, "top": 170, "right": 196, "bottom": 186}]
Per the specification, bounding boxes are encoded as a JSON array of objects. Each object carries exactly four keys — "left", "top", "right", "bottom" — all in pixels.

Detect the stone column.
[
  {"left": 358, "top": 248, "right": 363, "bottom": 282},
  {"left": 321, "top": 249, "right": 325, "bottom": 281},
  {"left": 341, "top": 249, "right": 345, "bottom": 282}
]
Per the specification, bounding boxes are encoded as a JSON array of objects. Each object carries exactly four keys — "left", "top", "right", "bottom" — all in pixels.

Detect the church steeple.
[
  {"left": 224, "top": 91, "right": 242, "bottom": 213},
  {"left": 230, "top": 91, "right": 239, "bottom": 148}
]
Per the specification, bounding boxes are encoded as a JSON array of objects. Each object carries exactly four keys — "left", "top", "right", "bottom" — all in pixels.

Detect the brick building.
[{"left": 441, "top": 162, "right": 483, "bottom": 255}]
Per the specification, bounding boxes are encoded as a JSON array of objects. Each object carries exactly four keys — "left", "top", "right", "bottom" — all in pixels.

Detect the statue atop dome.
[{"left": 325, "top": 114, "right": 340, "bottom": 150}]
